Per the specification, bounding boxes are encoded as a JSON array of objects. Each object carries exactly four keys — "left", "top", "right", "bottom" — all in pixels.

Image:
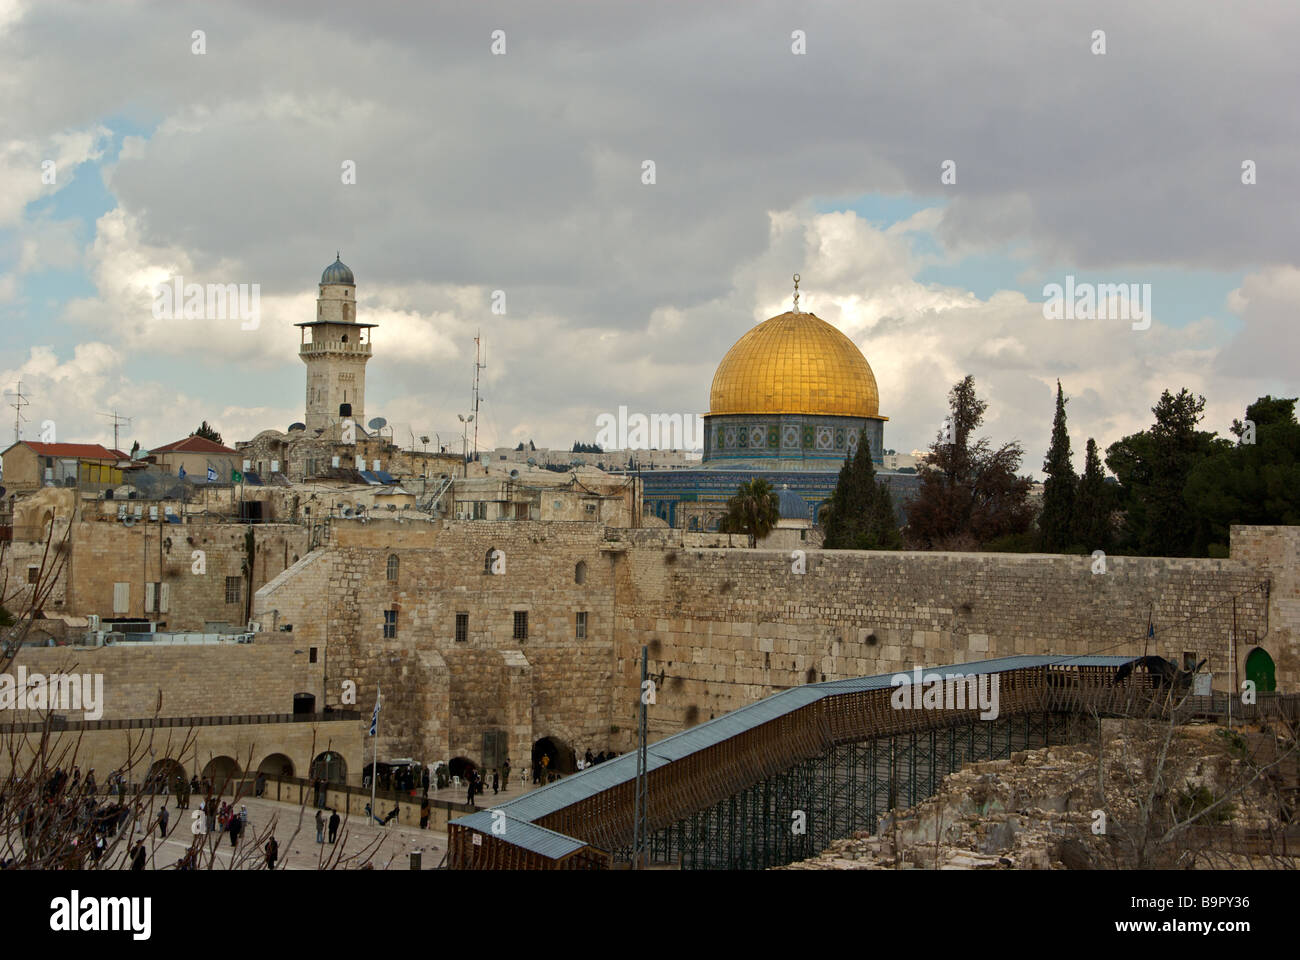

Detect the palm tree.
[{"left": 719, "top": 478, "right": 780, "bottom": 545}]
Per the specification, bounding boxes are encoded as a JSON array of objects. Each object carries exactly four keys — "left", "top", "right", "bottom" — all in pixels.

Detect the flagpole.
[{"left": 370, "top": 684, "right": 380, "bottom": 824}]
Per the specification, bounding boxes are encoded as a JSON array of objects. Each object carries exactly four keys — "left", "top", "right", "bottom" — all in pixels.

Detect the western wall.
[{"left": 251, "top": 521, "right": 1298, "bottom": 778}]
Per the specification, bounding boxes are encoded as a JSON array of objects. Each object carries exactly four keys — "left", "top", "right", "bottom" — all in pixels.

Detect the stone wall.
[
  {"left": 254, "top": 519, "right": 619, "bottom": 771},
  {"left": 614, "top": 541, "right": 1278, "bottom": 744},
  {"left": 6, "top": 640, "right": 318, "bottom": 721},
  {"left": 65, "top": 520, "right": 309, "bottom": 631},
  {"left": 0, "top": 717, "right": 360, "bottom": 784},
  {"left": 248, "top": 520, "right": 1299, "bottom": 773}
]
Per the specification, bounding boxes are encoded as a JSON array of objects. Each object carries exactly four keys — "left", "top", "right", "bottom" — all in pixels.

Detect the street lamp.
[{"left": 457, "top": 415, "right": 474, "bottom": 476}]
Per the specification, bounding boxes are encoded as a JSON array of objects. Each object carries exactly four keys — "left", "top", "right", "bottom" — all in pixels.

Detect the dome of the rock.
[{"left": 709, "top": 311, "right": 879, "bottom": 419}]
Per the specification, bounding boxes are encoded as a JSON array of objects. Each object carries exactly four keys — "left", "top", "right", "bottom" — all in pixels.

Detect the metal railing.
[{"left": 0, "top": 709, "right": 360, "bottom": 734}]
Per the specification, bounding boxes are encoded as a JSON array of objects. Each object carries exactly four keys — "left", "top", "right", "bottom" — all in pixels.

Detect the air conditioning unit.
[
  {"left": 87, "top": 615, "right": 100, "bottom": 632},
  {"left": 331, "top": 456, "right": 340, "bottom": 468},
  {"left": 247, "top": 621, "right": 261, "bottom": 633}
]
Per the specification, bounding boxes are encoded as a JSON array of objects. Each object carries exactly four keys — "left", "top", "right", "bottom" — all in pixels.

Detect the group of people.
[
  {"left": 5, "top": 765, "right": 135, "bottom": 867},
  {"left": 314, "top": 807, "right": 342, "bottom": 842},
  {"left": 576, "top": 748, "right": 619, "bottom": 772}
]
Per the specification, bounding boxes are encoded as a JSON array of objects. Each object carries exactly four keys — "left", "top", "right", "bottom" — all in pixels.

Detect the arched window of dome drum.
[
  {"left": 574, "top": 560, "right": 587, "bottom": 585},
  {"left": 386, "top": 554, "right": 399, "bottom": 581}
]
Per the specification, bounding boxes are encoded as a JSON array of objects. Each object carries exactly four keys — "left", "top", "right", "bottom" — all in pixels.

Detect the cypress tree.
[
  {"left": 1073, "top": 438, "right": 1111, "bottom": 551},
  {"left": 1038, "top": 380, "right": 1077, "bottom": 551},
  {"left": 822, "top": 441, "right": 901, "bottom": 549}
]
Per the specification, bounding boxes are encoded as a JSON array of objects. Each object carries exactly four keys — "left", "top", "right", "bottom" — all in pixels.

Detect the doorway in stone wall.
[
  {"left": 1245, "top": 647, "right": 1276, "bottom": 693},
  {"left": 482, "top": 729, "right": 508, "bottom": 773},
  {"left": 531, "top": 736, "right": 576, "bottom": 776}
]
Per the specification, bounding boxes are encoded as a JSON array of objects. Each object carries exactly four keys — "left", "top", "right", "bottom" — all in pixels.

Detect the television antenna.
[
  {"left": 471, "top": 332, "right": 486, "bottom": 460},
  {"left": 4, "top": 380, "right": 31, "bottom": 444},
  {"left": 99, "top": 408, "right": 133, "bottom": 452}
]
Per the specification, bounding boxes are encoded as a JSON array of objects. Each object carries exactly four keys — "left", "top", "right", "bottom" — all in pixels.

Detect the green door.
[{"left": 1245, "top": 647, "right": 1276, "bottom": 693}]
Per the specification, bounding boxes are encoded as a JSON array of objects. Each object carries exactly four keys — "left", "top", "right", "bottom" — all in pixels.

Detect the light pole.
[{"left": 457, "top": 415, "right": 474, "bottom": 477}]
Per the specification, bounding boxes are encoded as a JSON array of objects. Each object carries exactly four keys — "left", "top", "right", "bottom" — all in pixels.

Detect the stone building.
[{"left": 637, "top": 284, "right": 919, "bottom": 527}]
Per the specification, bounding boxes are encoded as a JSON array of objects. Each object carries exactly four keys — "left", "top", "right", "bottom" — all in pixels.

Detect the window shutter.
[
  {"left": 144, "top": 582, "right": 155, "bottom": 613},
  {"left": 113, "top": 582, "right": 129, "bottom": 613},
  {"left": 159, "top": 583, "right": 170, "bottom": 613}
]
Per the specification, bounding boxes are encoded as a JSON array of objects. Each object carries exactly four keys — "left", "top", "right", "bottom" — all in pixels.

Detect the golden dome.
[{"left": 709, "top": 311, "right": 882, "bottom": 419}]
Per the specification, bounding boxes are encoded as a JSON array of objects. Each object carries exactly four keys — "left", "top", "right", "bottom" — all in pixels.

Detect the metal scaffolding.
[{"left": 648, "top": 710, "right": 1080, "bottom": 870}]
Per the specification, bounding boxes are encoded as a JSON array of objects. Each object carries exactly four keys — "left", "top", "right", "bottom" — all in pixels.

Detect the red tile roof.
[
  {"left": 16, "top": 442, "right": 122, "bottom": 461},
  {"left": 150, "top": 435, "right": 238, "bottom": 455}
]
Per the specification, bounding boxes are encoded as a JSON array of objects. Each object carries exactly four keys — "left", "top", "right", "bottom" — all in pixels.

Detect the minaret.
[{"left": 296, "top": 255, "right": 376, "bottom": 434}]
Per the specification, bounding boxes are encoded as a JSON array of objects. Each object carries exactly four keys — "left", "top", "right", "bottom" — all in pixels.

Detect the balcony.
[{"left": 300, "top": 340, "right": 372, "bottom": 357}]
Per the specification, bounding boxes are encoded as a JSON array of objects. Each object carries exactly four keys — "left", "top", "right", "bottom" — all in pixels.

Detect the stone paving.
[{"left": 91, "top": 774, "right": 566, "bottom": 869}]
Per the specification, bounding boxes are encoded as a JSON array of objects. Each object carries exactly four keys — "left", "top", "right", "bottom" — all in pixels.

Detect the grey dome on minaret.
[{"left": 321, "top": 254, "right": 355, "bottom": 285}]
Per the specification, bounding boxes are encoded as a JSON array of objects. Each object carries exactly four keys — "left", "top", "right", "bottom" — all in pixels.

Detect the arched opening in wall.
[
  {"left": 574, "top": 560, "right": 587, "bottom": 585},
  {"left": 145, "top": 758, "right": 184, "bottom": 793},
  {"left": 257, "top": 753, "right": 295, "bottom": 779},
  {"left": 448, "top": 756, "right": 478, "bottom": 781},
  {"left": 1245, "top": 647, "right": 1277, "bottom": 693},
  {"left": 201, "top": 756, "right": 242, "bottom": 792},
  {"left": 312, "top": 751, "right": 347, "bottom": 784},
  {"left": 531, "top": 736, "right": 576, "bottom": 777}
]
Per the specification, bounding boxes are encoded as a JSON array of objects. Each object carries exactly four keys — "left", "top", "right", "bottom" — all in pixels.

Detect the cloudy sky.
[{"left": 2, "top": 0, "right": 1296, "bottom": 475}]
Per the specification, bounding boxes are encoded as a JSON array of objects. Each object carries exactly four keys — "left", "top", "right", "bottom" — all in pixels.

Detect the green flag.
[{"left": 232, "top": 469, "right": 244, "bottom": 483}]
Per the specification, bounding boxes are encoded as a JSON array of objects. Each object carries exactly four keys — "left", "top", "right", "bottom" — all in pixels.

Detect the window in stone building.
[
  {"left": 225, "top": 577, "right": 242, "bottom": 605},
  {"left": 1183, "top": 651, "right": 1198, "bottom": 672},
  {"left": 26, "top": 566, "right": 38, "bottom": 584},
  {"left": 386, "top": 554, "right": 399, "bottom": 581},
  {"left": 574, "top": 560, "right": 587, "bottom": 585},
  {"left": 309, "top": 647, "right": 318, "bottom": 663},
  {"left": 576, "top": 611, "right": 587, "bottom": 640},
  {"left": 384, "top": 608, "right": 398, "bottom": 639},
  {"left": 514, "top": 502, "right": 530, "bottom": 520},
  {"left": 455, "top": 612, "right": 468, "bottom": 642},
  {"left": 513, "top": 611, "right": 528, "bottom": 641}
]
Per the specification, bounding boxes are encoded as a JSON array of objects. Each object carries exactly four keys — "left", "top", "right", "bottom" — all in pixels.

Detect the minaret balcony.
[{"left": 299, "top": 341, "right": 373, "bottom": 357}]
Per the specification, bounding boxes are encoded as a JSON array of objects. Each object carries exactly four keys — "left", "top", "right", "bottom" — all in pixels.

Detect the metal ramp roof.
[{"left": 452, "top": 653, "right": 1139, "bottom": 836}]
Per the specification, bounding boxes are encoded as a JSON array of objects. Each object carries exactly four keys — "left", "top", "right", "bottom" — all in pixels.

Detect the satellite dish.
[
  {"left": 288, "top": 422, "right": 306, "bottom": 432},
  {"left": 368, "top": 417, "right": 387, "bottom": 430},
  {"left": 341, "top": 506, "right": 353, "bottom": 518},
  {"left": 510, "top": 469, "right": 519, "bottom": 478},
  {"left": 526, "top": 458, "right": 536, "bottom": 466},
  {"left": 420, "top": 436, "right": 430, "bottom": 444},
  {"left": 122, "top": 517, "right": 136, "bottom": 527}
]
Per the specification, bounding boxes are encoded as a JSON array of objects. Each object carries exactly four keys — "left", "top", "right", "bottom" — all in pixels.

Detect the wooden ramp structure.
[{"left": 449, "top": 654, "right": 1172, "bottom": 870}]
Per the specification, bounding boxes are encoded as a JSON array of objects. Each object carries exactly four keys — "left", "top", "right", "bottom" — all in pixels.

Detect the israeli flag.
[
  {"left": 207, "top": 466, "right": 218, "bottom": 482},
  {"left": 369, "top": 691, "right": 382, "bottom": 736}
]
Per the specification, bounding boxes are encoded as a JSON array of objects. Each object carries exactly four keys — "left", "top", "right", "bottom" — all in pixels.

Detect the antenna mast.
[
  {"left": 99, "top": 408, "right": 133, "bottom": 453},
  {"left": 4, "top": 380, "right": 30, "bottom": 444},
  {"left": 471, "top": 331, "right": 486, "bottom": 461}
]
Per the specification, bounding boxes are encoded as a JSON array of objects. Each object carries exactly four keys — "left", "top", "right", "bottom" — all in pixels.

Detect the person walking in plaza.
[
  {"left": 316, "top": 809, "right": 325, "bottom": 843},
  {"left": 130, "top": 839, "right": 146, "bottom": 871},
  {"left": 492, "top": 770, "right": 499, "bottom": 795},
  {"left": 255, "top": 772, "right": 266, "bottom": 798},
  {"left": 228, "top": 814, "right": 241, "bottom": 848},
  {"left": 157, "top": 806, "right": 169, "bottom": 838},
  {"left": 420, "top": 799, "right": 430, "bottom": 830},
  {"left": 265, "top": 837, "right": 278, "bottom": 870},
  {"left": 328, "top": 808, "right": 340, "bottom": 843},
  {"left": 500, "top": 758, "right": 511, "bottom": 792}
]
